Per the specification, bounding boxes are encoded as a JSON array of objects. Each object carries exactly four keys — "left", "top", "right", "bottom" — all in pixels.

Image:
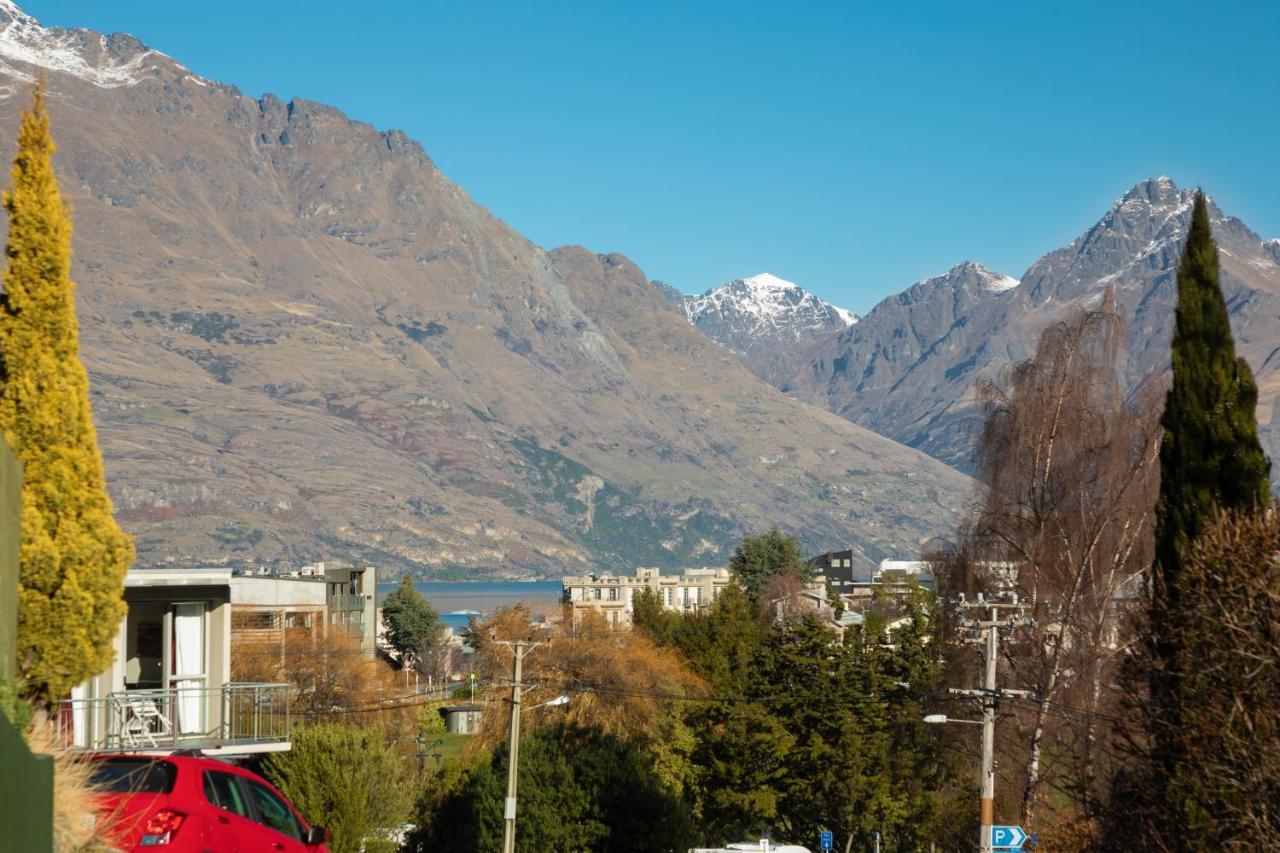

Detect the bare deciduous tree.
[{"left": 949, "top": 292, "right": 1160, "bottom": 831}]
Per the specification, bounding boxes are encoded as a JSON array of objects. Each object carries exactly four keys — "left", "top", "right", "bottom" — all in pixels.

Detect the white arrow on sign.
[{"left": 991, "top": 825, "right": 1028, "bottom": 848}]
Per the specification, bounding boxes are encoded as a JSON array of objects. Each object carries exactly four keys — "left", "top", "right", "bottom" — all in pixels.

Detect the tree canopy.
[
  {"left": 728, "top": 528, "right": 810, "bottom": 601},
  {"left": 1139, "top": 192, "right": 1274, "bottom": 850},
  {"left": 264, "top": 723, "right": 413, "bottom": 853},
  {"left": 380, "top": 575, "right": 443, "bottom": 666},
  {"left": 0, "top": 81, "right": 132, "bottom": 705},
  {"left": 413, "top": 724, "right": 694, "bottom": 852},
  {"left": 1155, "top": 191, "right": 1270, "bottom": 596}
]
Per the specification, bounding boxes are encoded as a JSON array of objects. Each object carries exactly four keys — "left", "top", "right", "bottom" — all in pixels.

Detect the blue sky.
[{"left": 26, "top": 0, "right": 1280, "bottom": 313}]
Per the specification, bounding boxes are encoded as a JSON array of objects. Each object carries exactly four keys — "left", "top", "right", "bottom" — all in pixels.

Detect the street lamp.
[
  {"left": 923, "top": 714, "right": 981, "bottom": 726},
  {"left": 924, "top": 712, "right": 996, "bottom": 851}
]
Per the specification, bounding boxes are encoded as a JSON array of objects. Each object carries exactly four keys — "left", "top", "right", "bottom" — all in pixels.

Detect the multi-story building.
[
  {"left": 807, "top": 550, "right": 936, "bottom": 597},
  {"left": 323, "top": 566, "right": 378, "bottom": 652},
  {"left": 562, "top": 567, "right": 732, "bottom": 627},
  {"left": 229, "top": 565, "right": 378, "bottom": 655},
  {"left": 58, "top": 568, "right": 292, "bottom": 756},
  {"left": 229, "top": 575, "right": 326, "bottom": 646}
]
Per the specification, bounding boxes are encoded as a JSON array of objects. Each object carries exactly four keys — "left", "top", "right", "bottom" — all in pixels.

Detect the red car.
[{"left": 90, "top": 753, "right": 329, "bottom": 852}]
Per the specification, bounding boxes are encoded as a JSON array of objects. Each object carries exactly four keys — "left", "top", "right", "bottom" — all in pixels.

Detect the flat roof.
[{"left": 125, "top": 567, "right": 232, "bottom": 587}]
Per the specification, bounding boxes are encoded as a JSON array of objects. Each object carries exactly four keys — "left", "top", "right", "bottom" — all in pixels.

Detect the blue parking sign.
[
  {"left": 819, "top": 830, "right": 833, "bottom": 850},
  {"left": 991, "top": 826, "right": 1028, "bottom": 848}
]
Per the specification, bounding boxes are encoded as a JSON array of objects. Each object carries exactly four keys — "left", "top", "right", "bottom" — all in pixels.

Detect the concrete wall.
[{"left": 230, "top": 576, "right": 327, "bottom": 607}]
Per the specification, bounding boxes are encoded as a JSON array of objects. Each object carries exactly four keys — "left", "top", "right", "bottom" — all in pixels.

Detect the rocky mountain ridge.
[
  {"left": 0, "top": 2, "right": 971, "bottom": 576},
  {"left": 786, "top": 178, "right": 1280, "bottom": 475},
  {"left": 675, "top": 273, "right": 858, "bottom": 385}
]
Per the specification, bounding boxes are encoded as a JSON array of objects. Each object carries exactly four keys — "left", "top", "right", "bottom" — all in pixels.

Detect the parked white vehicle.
[{"left": 690, "top": 843, "right": 812, "bottom": 853}]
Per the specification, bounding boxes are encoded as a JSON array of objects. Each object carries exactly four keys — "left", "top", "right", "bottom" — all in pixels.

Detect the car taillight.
[{"left": 140, "top": 808, "right": 186, "bottom": 846}]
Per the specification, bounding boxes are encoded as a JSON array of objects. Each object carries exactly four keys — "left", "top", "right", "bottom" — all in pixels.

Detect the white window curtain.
[
  {"left": 70, "top": 683, "right": 87, "bottom": 748},
  {"left": 172, "top": 603, "right": 205, "bottom": 734}
]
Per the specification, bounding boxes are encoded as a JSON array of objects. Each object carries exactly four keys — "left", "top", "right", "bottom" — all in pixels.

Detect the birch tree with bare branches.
[{"left": 958, "top": 291, "right": 1160, "bottom": 833}]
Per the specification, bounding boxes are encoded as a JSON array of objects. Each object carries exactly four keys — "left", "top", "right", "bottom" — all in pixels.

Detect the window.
[
  {"left": 232, "top": 611, "right": 277, "bottom": 630},
  {"left": 203, "top": 771, "right": 250, "bottom": 818},
  {"left": 90, "top": 758, "right": 176, "bottom": 794},
  {"left": 593, "top": 588, "right": 601, "bottom": 600},
  {"left": 245, "top": 779, "right": 303, "bottom": 841},
  {"left": 125, "top": 603, "right": 165, "bottom": 690},
  {"left": 608, "top": 588, "right": 618, "bottom": 601}
]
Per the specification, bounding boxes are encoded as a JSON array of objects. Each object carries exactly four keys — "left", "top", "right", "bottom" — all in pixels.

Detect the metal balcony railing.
[
  {"left": 54, "top": 682, "right": 291, "bottom": 754},
  {"left": 328, "top": 594, "right": 366, "bottom": 612}
]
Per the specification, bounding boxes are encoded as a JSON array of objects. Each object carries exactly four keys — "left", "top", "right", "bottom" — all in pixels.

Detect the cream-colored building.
[{"left": 562, "top": 567, "right": 732, "bottom": 628}]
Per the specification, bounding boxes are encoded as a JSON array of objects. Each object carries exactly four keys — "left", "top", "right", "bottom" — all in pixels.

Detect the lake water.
[{"left": 375, "top": 581, "right": 563, "bottom": 632}]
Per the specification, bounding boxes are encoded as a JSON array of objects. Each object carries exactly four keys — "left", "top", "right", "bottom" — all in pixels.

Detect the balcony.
[
  {"left": 328, "top": 593, "right": 366, "bottom": 612},
  {"left": 55, "top": 683, "right": 291, "bottom": 755}
]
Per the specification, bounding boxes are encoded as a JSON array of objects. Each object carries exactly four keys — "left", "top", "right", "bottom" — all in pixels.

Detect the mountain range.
[
  {"left": 670, "top": 273, "right": 857, "bottom": 385},
  {"left": 662, "top": 183, "right": 1280, "bottom": 485},
  {"left": 778, "top": 178, "right": 1280, "bottom": 475},
  {"left": 0, "top": 2, "right": 970, "bottom": 577}
]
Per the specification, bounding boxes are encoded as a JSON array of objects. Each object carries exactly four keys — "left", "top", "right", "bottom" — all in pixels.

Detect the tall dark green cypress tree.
[
  {"left": 1148, "top": 191, "right": 1271, "bottom": 847},
  {"left": 1154, "top": 191, "right": 1270, "bottom": 598}
]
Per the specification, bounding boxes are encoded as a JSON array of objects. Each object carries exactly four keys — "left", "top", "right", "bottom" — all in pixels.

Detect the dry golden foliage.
[
  {"left": 468, "top": 606, "right": 704, "bottom": 753},
  {"left": 231, "top": 627, "right": 415, "bottom": 740},
  {"left": 26, "top": 715, "right": 121, "bottom": 852}
]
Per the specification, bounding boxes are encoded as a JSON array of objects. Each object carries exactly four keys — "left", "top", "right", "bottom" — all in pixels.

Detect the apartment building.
[{"left": 562, "top": 567, "right": 732, "bottom": 627}]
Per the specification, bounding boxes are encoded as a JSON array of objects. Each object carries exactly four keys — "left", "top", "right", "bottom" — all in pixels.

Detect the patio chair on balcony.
[{"left": 119, "top": 697, "right": 172, "bottom": 748}]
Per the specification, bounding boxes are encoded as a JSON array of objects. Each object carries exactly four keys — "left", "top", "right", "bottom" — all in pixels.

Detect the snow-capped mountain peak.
[
  {"left": 0, "top": 1, "right": 195, "bottom": 90},
  {"left": 740, "top": 272, "right": 798, "bottom": 291},
  {"left": 680, "top": 273, "right": 858, "bottom": 384},
  {"left": 944, "top": 260, "right": 1019, "bottom": 293}
]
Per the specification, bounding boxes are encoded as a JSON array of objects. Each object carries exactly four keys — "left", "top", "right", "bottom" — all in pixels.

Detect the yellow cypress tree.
[{"left": 0, "top": 80, "right": 132, "bottom": 706}]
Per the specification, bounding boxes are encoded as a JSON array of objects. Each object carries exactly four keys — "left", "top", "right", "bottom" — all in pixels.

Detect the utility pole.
[
  {"left": 949, "top": 594, "right": 1034, "bottom": 853},
  {"left": 495, "top": 639, "right": 542, "bottom": 853}
]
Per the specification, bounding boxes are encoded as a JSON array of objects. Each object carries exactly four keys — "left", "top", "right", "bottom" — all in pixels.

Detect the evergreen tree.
[
  {"left": 0, "top": 81, "right": 132, "bottom": 706},
  {"left": 728, "top": 528, "right": 810, "bottom": 601},
  {"left": 263, "top": 723, "right": 412, "bottom": 853},
  {"left": 1146, "top": 191, "right": 1272, "bottom": 848},
  {"left": 414, "top": 725, "right": 694, "bottom": 852},
  {"left": 1154, "top": 191, "right": 1270, "bottom": 597},
  {"left": 380, "top": 574, "right": 442, "bottom": 667}
]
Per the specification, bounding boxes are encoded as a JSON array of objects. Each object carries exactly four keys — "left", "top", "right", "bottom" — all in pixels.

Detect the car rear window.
[{"left": 90, "top": 758, "right": 178, "bottom": 794}]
